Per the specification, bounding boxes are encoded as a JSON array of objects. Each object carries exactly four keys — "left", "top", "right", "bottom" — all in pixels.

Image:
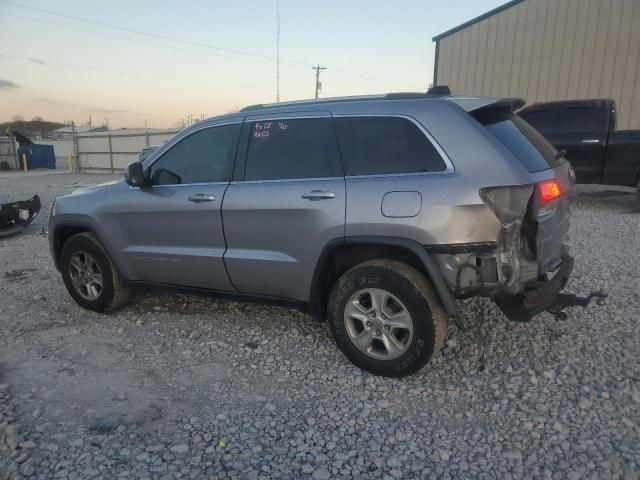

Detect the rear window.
[{"left": 483, "top": 115, "right": 561, "bottom": 172}]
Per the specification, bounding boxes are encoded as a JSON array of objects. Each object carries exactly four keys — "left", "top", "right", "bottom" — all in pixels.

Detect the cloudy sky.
[{"left": 0, "top": 0, "right": 505, "bottom": 128}]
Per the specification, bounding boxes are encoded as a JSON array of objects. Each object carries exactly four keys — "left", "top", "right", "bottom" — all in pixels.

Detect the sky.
[{"left": 0, "top": 0, "right": 506, "bottom": 129}]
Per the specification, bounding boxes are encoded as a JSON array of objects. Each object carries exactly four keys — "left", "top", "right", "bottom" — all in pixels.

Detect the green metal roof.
[{"left": 432, "top": 0, "right": 526, "bottom": 41}]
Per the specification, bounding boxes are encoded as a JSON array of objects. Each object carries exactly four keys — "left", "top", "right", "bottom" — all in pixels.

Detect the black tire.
[
  {"left": 60, "top": 232, "right": 130, "bottom": 312},
  {"left": 327, "top": 259, "right": 448, "bottom": 377}
]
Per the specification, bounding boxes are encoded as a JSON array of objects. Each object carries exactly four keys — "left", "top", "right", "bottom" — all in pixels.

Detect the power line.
[
  {"left": 312, "top": 65, "right": 326, "bottom": 99},
  {"left": 0, "top": 53, "right": 311, "bottom": 94},
  {"left": 0, "top": 12, "right": 277, "bottom": 67},
  {"left": 2, "top": 1, "right": 308, "bottom": 66},
  {"left": 1, "top": 1, "right": 424, "bottom": 91}
]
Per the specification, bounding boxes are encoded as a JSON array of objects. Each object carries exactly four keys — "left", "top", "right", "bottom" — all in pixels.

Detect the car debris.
[{"left": 0, "top": 194, "right": 41, "bottom": 238}]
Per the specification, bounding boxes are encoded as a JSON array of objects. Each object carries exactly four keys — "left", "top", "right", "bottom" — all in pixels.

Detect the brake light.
[{"left": 538, "top": 180, "right": 562, "bottom": 206}]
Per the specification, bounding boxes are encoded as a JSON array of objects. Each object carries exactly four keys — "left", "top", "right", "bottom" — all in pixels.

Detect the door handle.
[
  {"left": 188, "top": 194, "right": 215, "bottom": 203},
  {"left": 581, "top": 138, "right": 600, "bottom": 144},
  {"left": 301, "top": 190, "right": 336, "bottom": 200}
]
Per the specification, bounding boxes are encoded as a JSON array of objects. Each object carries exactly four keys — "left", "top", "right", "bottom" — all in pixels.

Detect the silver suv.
[{"left": 49, "top": 88, "right": 580, "bottom": 377}]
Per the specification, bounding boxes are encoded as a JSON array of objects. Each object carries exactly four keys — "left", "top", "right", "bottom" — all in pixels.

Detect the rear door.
[
  {"left": 117, "top": 122, "right": 241, "bottom": 290},
  {"left": 222, "top": 113, "right": 345, "bottom": 301},
  {"left": 547, "top": 104, "right": 607, "bottom": 183}
]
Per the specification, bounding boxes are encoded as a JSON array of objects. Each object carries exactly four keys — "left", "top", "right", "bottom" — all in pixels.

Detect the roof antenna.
[{"left": 276, "top": 0, "right": 280, "bottom": 102}]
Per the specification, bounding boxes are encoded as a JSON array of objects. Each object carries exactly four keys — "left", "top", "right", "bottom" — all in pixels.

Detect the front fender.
[{"left": 49, "top": 215, "right": 132, "bottom": 280}]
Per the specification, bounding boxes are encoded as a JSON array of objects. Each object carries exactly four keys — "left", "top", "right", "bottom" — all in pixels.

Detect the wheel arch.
[
  {"left": 309, "top": 236, "right": 456, "bottom": 317},
  {"left": 51, "top": 221, "right": 128, "bottom": 279}
]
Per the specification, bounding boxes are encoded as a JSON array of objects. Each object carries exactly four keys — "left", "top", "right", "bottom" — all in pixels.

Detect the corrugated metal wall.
[{"left": 435, "top": 0, "right": 640, "bottom": 129}]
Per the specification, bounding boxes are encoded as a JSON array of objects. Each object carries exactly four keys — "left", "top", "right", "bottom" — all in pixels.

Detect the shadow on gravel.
[
  {"left": 579, "top": 190, "right": 634, "bottom": 198},
  {"left": 572, "top": 190, "right": 639, "bottom": 213}
]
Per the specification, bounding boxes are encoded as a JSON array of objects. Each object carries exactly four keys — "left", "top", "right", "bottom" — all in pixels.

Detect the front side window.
[
  {"left": 148, "top": 123, "right": 241, "bottom": 185},
  {"left": 244, "top": 118, "right": 342, "bottom": 181},
  {"left": 334, "top": 116, "right": 447, "bottom": 176}
]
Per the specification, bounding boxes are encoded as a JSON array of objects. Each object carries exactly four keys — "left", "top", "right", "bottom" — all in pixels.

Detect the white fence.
[
  {"left": 0, "top": 137, "right": 18, "bottom": 170},
  {"left": 76, "top": 128, "right": 180, "bottom": 172}
]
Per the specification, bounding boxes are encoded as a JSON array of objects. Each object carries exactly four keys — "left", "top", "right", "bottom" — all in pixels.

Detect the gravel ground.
[{"left": 1, "top": 171, "right": 639, "bottom": 480}]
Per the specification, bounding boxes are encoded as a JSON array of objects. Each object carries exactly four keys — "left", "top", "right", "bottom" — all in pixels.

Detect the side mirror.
[{"left": 125, "top": 162, "right": 146, "bottom": 187}]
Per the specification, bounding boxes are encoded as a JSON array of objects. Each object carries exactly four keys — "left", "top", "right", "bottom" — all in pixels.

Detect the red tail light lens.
[{"left": 538, "top": 180, "right": 562, "bottom": 206}]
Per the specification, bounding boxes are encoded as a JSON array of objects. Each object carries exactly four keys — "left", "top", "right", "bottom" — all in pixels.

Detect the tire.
[
  {"left": 327, "top": 259, "right": 448, "bottom": 377},
  {"left": 60, "top": 232, "right": 130, "bottom": 312}
]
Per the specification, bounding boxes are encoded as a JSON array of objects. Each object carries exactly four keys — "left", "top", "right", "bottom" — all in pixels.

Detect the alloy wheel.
[
  {"left": 343, "top": 288, "right": 414, "bottom": 360},
  {"left": 69, "top": 251, "right": 103, "bottom": 301}
]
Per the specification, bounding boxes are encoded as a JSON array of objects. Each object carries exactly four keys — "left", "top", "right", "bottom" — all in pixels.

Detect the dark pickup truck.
[{"left": 519, "top": 99, "right": 640, "bottom": 201}]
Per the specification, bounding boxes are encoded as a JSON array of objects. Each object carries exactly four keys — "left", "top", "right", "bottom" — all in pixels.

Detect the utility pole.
[
  {"left": 276, "top": 0, "right": 280, "bottom": 102},
  {"left": 312, "top": 65, "right": 326, "bottom": 99}
]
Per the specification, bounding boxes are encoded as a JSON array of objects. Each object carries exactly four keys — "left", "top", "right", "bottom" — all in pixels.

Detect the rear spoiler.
[
  {"left": 446, "top": 97, "right": 525, "bottom": 113},
  {"left": 447, "top": 97, "right": 526, "bottom": 124}
]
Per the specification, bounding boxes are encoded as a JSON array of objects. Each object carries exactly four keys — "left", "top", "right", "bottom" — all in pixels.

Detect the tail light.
[
  {"left": 537, "top": 180, "right": 562, "bottom": 206},
  {"left": 479, "top": 184, "right": 534, "bottom": 223}
]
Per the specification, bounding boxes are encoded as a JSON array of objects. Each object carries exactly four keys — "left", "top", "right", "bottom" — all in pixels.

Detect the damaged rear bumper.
[
  {"left": 0, "top": 195, "right": 41, "bottom": 238},
  {"left": 494, "top": 253, "right": 606, "bottom": 322}
]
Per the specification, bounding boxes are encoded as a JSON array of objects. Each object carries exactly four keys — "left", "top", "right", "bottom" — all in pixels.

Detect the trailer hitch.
[{"left": 547, "top": 288, "right": 608, "bottom": 321}]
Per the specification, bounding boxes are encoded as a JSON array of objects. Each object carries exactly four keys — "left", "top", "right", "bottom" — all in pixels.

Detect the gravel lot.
[{"left": 1, "top": 171, "right": 639, "bottom": 480}]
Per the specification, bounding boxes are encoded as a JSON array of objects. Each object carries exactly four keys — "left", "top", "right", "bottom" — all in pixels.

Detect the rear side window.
[
  {"left": 483, "top": 115, "right": 561, "bottom": 172},
  {"left": 244, "top": 118, "right": 342, "bottom": 181},
  {"left": 334, "top": 117, "right": 447, "bottom": 176},
  {"left": 554, "top": 106, "right": 604, "bottom": 134}
]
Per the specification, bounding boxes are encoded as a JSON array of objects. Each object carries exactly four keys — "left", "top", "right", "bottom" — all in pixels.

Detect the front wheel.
[
  {"left": 327, "top": 259, "right": 448, "bottom": 377},
  {"left": 60, "top": 232, "right": 130, "bottom": 312}
]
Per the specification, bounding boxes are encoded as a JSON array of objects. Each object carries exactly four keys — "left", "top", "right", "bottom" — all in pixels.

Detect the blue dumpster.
[{"left": 17, "top": 144, "right": 56, "bottom": 170}]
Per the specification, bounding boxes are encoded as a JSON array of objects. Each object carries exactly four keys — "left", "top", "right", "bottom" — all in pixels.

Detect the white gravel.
[{"left": 1, "top": 172, "right": 639, "bottom": 479}]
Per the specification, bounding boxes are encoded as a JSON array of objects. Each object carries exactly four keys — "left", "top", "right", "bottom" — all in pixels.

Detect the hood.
[{"left": 71, "top": 180, "right": 122, "bottom": 195}]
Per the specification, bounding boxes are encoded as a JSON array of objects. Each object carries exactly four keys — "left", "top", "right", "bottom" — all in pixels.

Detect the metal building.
[{"left": 432, "top": 0, "right": 640, "bottom": 129}]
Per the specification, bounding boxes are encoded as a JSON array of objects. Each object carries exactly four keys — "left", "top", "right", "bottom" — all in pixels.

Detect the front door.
[
  {"left": 222, "top": 113, "right": 345, "bottom": 301},
  {"left": 117, "top": 122, "right": 241, "bottom": 290}
]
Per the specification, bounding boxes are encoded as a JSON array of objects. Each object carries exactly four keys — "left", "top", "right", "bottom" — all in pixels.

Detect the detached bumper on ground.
[{"left": 0, "top": 195, "right": 41, "bottom": 238}]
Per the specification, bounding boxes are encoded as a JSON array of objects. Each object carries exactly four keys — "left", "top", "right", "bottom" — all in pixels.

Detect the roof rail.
[{"left": 239, "top": 85, "right": 452, "bottom": 112}]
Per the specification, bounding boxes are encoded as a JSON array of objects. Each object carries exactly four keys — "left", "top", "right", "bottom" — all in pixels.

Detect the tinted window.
[
  {"left": 520, "top": 109, "right": 555, "bottom": 135},
  {"left": 244, "top": 118, "right": 341, "bottom": 181},
  {"left": 484, "top": 115, "right": 561, "bottom": 172},
  {"left": 334, "top": 117, "right": 447, "bottom": 176},
  {"left": 149, "top": 124, "right": 240, "bottom": 185},
  {"left": 555, "top": 106, "right": 601, "bottom": 134}
]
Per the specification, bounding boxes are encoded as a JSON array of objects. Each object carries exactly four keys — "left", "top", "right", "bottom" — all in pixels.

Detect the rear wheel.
[
  {"left": 327, "top": 259, "right": 448, "bottom": 377},
  {"left": 60, "top": 232, "right": 130, "bottom": 312}
]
